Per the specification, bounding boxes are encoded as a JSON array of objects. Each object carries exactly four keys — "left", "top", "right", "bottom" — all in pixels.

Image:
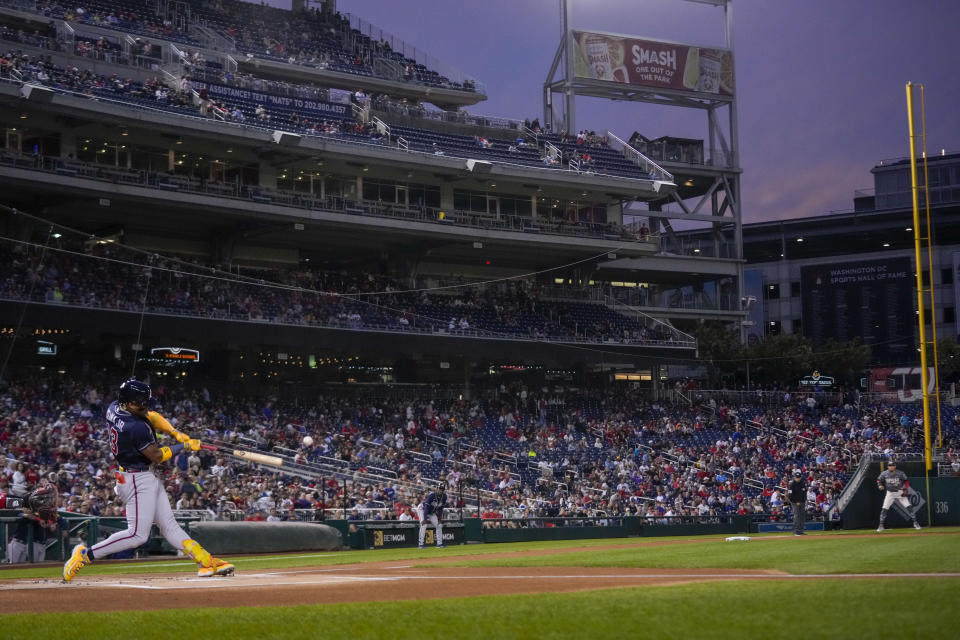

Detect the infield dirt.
[{"left": 0, "top": 532, "right": 949, "bottom": 614}]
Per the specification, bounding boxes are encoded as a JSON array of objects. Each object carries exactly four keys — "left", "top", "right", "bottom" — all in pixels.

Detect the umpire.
[{"left": 788, "top": 469, "right": 807, "bottom": 536}]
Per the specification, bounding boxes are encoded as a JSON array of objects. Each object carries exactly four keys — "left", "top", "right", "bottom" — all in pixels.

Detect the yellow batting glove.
[
  {"left": 173, "top": 431, "right": 191, "bottom": 444},
  {"left": 184, "top": 439, "right": 202, "bottom": 452}
]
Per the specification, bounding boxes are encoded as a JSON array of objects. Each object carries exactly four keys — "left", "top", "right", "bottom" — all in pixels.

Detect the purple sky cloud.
[{"left": 319, "top": 1, "right": 959, "bottom": 223}]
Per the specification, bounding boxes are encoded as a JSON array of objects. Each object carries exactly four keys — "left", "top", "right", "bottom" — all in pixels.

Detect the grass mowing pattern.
[
  {"left": 1, "top": 579, "right": 956, "bottom": 639},
  {"left": 3, "top": 529, "right": 959, "bottom": 580},
  {"left": 426, "top": 532, "right": 960, "bottom": 574}
]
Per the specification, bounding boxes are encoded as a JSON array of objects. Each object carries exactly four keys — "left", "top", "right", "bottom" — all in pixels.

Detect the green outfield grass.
[
  {"left": 1, "top": 528, "right": 958, "bottom": 580},
  {"left": 2, "top": 579, "right": 957, "bottom": 639},
  {"left": 426, "top": 530, "right": 960, "bottom": 574}
]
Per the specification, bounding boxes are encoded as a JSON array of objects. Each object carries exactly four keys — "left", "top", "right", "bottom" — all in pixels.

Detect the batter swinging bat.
[{"left": 200, "top": 444, "right": 283, "bottom": 467}]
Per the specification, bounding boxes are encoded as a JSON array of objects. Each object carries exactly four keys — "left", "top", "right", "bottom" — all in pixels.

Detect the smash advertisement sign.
[{"left": 573, "top": 30, "right": 734, "bottom": 97}]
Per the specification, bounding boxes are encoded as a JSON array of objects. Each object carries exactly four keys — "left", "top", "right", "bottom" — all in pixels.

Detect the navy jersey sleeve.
[{"left": 127, "top": 420, "right": 155, "bottom": 452}]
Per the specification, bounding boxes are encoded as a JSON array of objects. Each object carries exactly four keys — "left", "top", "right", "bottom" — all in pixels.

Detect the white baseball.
[{"left": 302, "top": 436, "right": 314, "bottom": 447}]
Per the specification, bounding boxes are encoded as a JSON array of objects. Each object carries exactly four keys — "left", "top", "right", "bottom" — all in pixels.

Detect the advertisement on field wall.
[{"left": 573, "top": 30, "right": 734, "bottom": 96}]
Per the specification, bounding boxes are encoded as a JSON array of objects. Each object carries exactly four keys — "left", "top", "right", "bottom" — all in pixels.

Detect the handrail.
[
  {"left": 606, "top": 130, "right": 673, "bottom": 182},
  {"left": 166, "top": 41, "right": 187, "bottom": 66},
  {"left": 161, "top": 69, "right": 179, "bottom": 88},
  {"left": 396, "top": 136, "right": 408, "bottom": 151},
  {"left": 371, "top": 116, "right": 390, "bottom": 137},
  {"left": 351, "top": 101, "right": 368, "bottom": 124},
  {"left": 604, "top": 295, "right": 697, "bottom": 345},
  {"left": 543, "top": 141, "right": 561, "bottom": 162}
]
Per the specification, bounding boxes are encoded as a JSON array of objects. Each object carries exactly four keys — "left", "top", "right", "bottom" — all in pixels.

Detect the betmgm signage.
[
  {"left": 364, "top": 523, "right": 464, "bottom": 549},
  {"left": 799, "top": 371, "right": 834, "bottom": 388}
]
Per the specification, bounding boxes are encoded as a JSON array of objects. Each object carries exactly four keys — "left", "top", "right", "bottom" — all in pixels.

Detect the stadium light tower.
[{"left": 545, "top": 0, "right": 746, "bottom": 340}]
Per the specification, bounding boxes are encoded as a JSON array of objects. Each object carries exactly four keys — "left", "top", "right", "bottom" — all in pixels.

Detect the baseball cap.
[{"left": 888, "top": 460, "right": 897, "bottom": 466}]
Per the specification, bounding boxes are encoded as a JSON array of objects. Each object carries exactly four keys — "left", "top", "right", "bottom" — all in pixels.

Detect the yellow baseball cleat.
[
  {"left": 198, "top": 557, "right": 235, "bottom": 577},
  {"left": 63, "top": 544, "right": 91, "bottom": 582}
]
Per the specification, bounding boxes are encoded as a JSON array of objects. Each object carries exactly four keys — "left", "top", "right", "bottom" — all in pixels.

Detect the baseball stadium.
[{"left": 0, "top": 0, "right": 958, "bottom": 637}]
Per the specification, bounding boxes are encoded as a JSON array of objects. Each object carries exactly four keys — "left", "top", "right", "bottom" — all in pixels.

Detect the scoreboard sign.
[
  {"left": 800, "top": 257, "right": 913, "bottom": 363},
  {"left": 150, "top": 347, "right": 200, "bottom": 363}
]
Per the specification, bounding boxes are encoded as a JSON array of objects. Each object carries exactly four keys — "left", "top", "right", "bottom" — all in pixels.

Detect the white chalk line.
[
  {"left": 7, "top": 570, "right": 960, "bottom": 591},
  {"left": 116, "top": 553, "right": 340, "bottom": 569}
]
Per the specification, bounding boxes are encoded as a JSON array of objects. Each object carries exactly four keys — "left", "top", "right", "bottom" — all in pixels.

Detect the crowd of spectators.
[
  {"left": 0, "top": 241, "right": 679, "bottom": 346},
  {"left": 12, "top": 0, "right": 479, "bottom": 91},
  {"left": 2, "top": 365, "right": 958, "bottom": 544}
]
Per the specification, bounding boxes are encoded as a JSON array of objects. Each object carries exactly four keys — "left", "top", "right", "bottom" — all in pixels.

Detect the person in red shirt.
[
  {"left": 24, "top": 466, "right": 40, "bottom": 487},
  {"left": 72, "top": 420, "right": 91, "bottom": 443}
]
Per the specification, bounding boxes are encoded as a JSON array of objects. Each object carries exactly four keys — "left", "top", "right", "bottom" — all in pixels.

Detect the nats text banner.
[{"left": 573, "top": 30, "right": 734, "bottom": 96}]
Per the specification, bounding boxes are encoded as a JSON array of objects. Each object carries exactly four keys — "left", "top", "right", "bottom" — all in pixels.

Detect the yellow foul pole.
[
  {"left": 906, "top": 82, "right": 933, "bottom": 480},
  {"left": 919, "top": 85, "right": 943, "bottom": 448}
]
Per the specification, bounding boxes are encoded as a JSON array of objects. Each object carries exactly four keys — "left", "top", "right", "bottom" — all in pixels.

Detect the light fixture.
[
  {"left": 227, "top": 147, "right": 233, "bottom": 153},
  {"left": 121, "top": 128, "right": 128, "bottom": 136},
  {"left": 883, "top": 243, "right": 890, "bottom": 247},
  {"left": 51, "top": 233, "right": 62, "bottom": 239},
  {"left": 19, "top": 113, "right": 27, "bottom": 120},
  {"left": 796, "top": 238, "right": 804, "bottom": 242},
  {"left": 362, "top": 165, "right": 369, "bottom": 172},
  {"left": 176, "top": 138, "right": 183, "bottom": 145},
  {"left": 683, "top": 179, "right": 694, "bottom": 187},
  {"left": 905, "top": 227, "right": 912, "bottom": 231}
]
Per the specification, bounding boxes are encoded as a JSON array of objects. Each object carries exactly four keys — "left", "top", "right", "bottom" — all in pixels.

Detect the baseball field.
[{"left": 1, "top": 527, "right": 958, "bottom": 639}]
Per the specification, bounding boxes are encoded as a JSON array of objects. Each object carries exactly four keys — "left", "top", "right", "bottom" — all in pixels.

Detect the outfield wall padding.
[
  {"left": 188, "top": 521, "right": 342, "bottom": 554},
  {"left": 842, "top": 468, "right": 960, "bottom": 529}
]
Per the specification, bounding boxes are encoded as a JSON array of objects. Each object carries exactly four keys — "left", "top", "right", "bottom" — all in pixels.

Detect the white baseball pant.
[
  {"left": 90, "top": 470, "right": 190, "bottom": 558},
  {"left": 882, "top": 490, "right": 911, "bottom": 510},
  {"left": 418, "top": 514, "right": 443, "bottom": 547},
  {"left": 6, "top": 539, "right": 46, "bottom": 563}
]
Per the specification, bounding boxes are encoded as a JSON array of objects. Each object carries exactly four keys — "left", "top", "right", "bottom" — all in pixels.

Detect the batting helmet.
[
  {"left": 119, "top": 379, "right": 151, "bottom": 407},
  {"left": 27, "top": 484, "right": 58, "bottom": 512}
]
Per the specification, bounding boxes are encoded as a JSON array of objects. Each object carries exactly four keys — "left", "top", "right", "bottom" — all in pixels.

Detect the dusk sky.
[{"left": 327, "top": 0, "right": 960, "bottom": 224}]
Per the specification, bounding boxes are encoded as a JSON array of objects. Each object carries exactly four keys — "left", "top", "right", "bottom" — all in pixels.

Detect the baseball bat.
[{"left": 200, "top": 444, "right": 283, "bottom": 467}]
